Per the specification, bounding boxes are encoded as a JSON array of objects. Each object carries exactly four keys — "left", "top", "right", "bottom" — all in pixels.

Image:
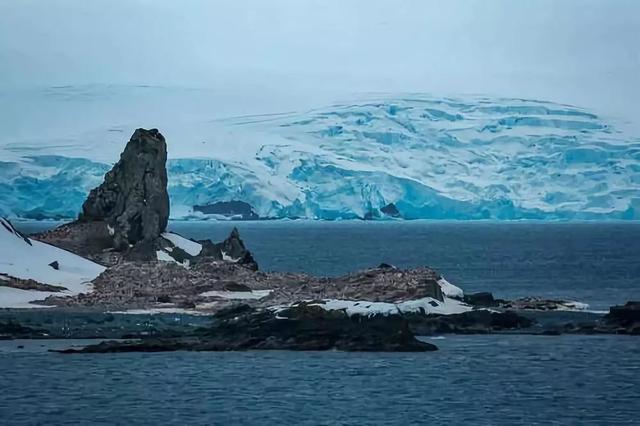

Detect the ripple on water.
[{"left": 0, "top": 335, "right": 639, "bottom": 425}]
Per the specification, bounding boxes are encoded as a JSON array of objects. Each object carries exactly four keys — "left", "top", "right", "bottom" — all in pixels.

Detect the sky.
[{"left": 0, "top": 0, "right": 639, "bottom": 122}]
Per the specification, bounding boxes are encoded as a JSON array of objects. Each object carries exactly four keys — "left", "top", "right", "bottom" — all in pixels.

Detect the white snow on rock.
[
  {"left": 221, "top": 251, "right": 239, "bottom": 262},
  {"left": 200, "top": 290, "right": 272, "bottom": 300},
  {"left": 0, "top": 287, "right": 58, "bottom": 309},
  {"left": 162, "top": 232, "right": 202, "bottom": 256},
  {"left": 437, "top": 277, "right": 464, "bottom": 299},
  {"left": 156, "top": 249, "right": 190, "bottom": 268},
  {"left": 279, "top": 295, "right": 472, "bottom": 318},
  {"left": 0, "top": 217, "right": 106, "bottom": 308},
  {"left": 560, "top": 301, "right": 589, "bottom": 311}
]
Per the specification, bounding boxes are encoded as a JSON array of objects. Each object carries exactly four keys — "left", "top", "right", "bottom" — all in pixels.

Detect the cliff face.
[{"left": 80, "top": 128, "right": 169, "bottom": 249}]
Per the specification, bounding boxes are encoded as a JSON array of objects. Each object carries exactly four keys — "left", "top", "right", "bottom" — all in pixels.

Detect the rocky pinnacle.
[{"left": 80, "top": 128, "right": 170, "bottom": 250}]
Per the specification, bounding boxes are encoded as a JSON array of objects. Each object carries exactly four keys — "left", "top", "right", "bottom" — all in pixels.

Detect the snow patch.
[
  {"left": 162, "top": 232, "right": 202, "bottom": 256},
  {"left": 437, "top": 277, "right": 464, "bottom": 299},
  {"left": 556, "top": 300, "right": 590, "bottom": 311},
  {"left": 221, "top": 251, "right": 239, "bottom": 262},
  {"left": 0, "top": 287, "right": 58, "bottom": 309},
  {"left": 0, "top": 217, "right": 106, "bottom": 308},
  {"left": 156, "top": 249, "right": 190, "bottom": 268}
]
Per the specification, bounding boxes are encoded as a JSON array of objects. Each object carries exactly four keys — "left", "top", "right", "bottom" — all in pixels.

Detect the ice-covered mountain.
[{"left": 1, "top": 86, "right": 638, "bottom": 220}]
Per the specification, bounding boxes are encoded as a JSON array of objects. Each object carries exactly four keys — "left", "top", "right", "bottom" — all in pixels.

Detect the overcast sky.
[{"left": 0, "top": 0, "right": 639, "bottom": 121}]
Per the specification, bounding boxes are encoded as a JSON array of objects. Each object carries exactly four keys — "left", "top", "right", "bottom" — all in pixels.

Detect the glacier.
[{"left": 0, "top": 86, "right": 639, "bottom": 220}]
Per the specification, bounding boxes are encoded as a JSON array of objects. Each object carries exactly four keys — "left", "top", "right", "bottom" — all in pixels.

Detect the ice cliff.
[{"left": 1, "top": 88, "right": 638, "bottom": 220}]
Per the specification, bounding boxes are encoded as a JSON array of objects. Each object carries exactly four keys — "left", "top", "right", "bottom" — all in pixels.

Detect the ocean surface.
[
  {"left": 5, "top": 221, "right": 640, "bottom": 424},
  {"left": 1, "top": 336, "right": 639, "bottom": 425}
]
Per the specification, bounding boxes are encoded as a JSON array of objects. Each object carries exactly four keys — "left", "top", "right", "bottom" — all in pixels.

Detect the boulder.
[
  {"left": 463, "top": 292, "right": 497, "bottom": 307},
  {"left": 80, "top": 128, "right": 169, "bottom": 250},
  {"left": 380, "top": 203, "right": 401, "bottom": 218}
]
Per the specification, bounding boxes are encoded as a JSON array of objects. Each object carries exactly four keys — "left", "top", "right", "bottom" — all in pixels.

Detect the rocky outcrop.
[
  {"left": 0, "top": 321, "right": 49, "bottom": 339},
  {"left": 56, "top": 304, "right": 437, "bottom": 353},
  {"left": 602, "top": 302, "right": 640, "bottom": 334},
  {"left": 41, "top": 262, "right": 456, "bottom": 311},
  {"left": 463, "top": 292, "right": 498, "bottom": 307},
  {"left": 380, "top": 203, "right": 401, "bottom": 218},
  {"left": 80, "top": 128, "right": 169, "bottom": 250},
  {"left": 193, "top": 201, "right": 259, "bottom": 220},
  {"left": 409, "top": 310, "right": 534, "bottom": 335},
  {"left": 499, "top": 297, "right": 587, "bottom": 311},
  {"left": 32, "top": 220, "right": 119, "bottom": 264},
  {"left": 213, "top": 227, "right": 258, "bottom": 270},
  {"left": 0, "top": 275, "right": 67, "bottom": 293}
]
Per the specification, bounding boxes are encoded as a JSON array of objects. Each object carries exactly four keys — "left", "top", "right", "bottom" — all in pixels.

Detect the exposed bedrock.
[
  {"left": 193, "top": 201, "right": 259, "bottom": 220},
  {"left": 602, "top": 301, "right": 640, "bottom": 334},
  {"left": 80, "top": 128, "right": 169, "bottom": 250},
  {"left": 56, "top": 303, "right": 438, "bottom": 353}
]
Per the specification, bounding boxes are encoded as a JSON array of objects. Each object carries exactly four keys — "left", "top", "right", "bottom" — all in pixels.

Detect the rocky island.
[{"left": 1, "top": 129, "right": 637, "bottom": 353}]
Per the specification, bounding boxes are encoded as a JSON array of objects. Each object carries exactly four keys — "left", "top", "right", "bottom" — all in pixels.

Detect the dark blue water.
[
  {"left": 8, "top": 221, "right": 640, "bottom": 424},
  {"left": 1, "top": 335, "right": 639, "bottom": 425}
]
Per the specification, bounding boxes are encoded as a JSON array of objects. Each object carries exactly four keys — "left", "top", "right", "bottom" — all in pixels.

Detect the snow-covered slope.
[
  {"left": 0, "top": 217, "right": 106, "bottom": 307},
  {"left": 1, "top": 87, "right": 638, "bottom": 220}
]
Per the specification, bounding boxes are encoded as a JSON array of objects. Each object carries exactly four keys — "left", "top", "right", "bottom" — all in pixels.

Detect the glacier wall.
[{"left": 1, "top": 93, "right": 639, "bottom": 220}]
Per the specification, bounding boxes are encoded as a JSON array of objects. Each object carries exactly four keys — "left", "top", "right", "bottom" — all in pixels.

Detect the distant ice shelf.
[{"left": 1, "top": 89, "right": 639, "bottom": 220}]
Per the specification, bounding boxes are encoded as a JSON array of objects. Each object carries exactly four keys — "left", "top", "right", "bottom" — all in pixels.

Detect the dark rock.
[
  {"left": 499, "top": 297, "right": 585, "bottom": 311},
  {"left": 215, "top": 228, "right": 258, "bottom": 270},
  {"left": 222, "top": 282, "right": 252, "bottom": 292},
  {"left": 48, "top": 261, "right": 60, "bottom": 270},
  {"left": 603, "top": 301, "right": 640, "bottom": 333},
  {"left": 378, "top": 263, "right": 396, "bottom": 269},
  {"left": 237, "top": 251, "right": 259, "bottom": 271},
  {"left": 124, "top": 239, "right": 163, "bottom": 262},
  {"left": 409, "top": 310, "right": 534, "bottom": 335},
  {"left": 195, "top": 240, "right": 223, "bottom": 260},
  {"left": 0, "top": 321, "right": 48, "bottom": 339},
  {"left": 32, "top": 220, "right": 119, "bottom": 264},
  {"left": 80, "top": 128, "right": 169, "bottom": 250},
  {"left": 1, "top": 217, "right": 32, "bottom": 246},
  {"left": 380, "top": 203, "right": 401, "bottom": 218},
  {"left": 218, "top": 227, "right": 246, "bottom": 259},
  {"left": 156, "top": 295, "right": 171, "bottom": 303},
  {"left": 0, "top": 275, "right": 67, "bottom": 293},
  {"left": 193, "top": 201, "right": 259, "bottom": 220},
  {"left": 56, "top": 304, "right": 437, "bottom": 353},
  {"left": 463, "top": 292, "right": 497, "bottom": 307}
]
